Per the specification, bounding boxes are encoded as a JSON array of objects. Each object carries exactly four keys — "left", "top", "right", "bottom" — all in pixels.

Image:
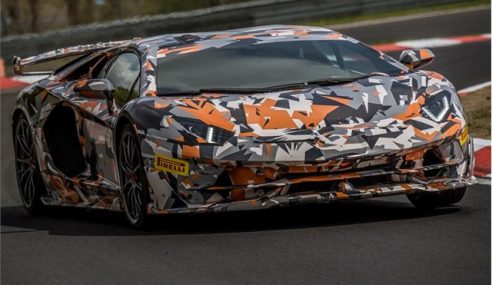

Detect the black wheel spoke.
[
  {"left": 19, "top": 168, "right": 30, "bottom": 182},
  {"left": 19, "top": 164, "right": 33, "bottom": 205},
  {"left": 122, "top": 140, "right": 135, "bottom": 173},
  {"left": 22, "top": 124, "right": 32, "bottom": 151},
  {"left": 129, "top": 189, "right": 136, "bottom": 216},
  {"left": 16, "top": 130, "right": 31, "bottom": 156},
  {"left": 129, "top": 139, "right": 137, "bottom": 164},
  {"left": 121, "top": 158, "right": 133, "bottom": 174},
  {"left": 25, "top": 175, "right": 35, "bottom": 204},
  {"left": 132, "top": 188, "right": 141, "bottom": 217},
  {"left": 134, "top": 187, "right": 142, "bottom": 209},
  {"left": 16, "top": 158, "right": 31, "bottom": 164},
  {"left": 121, "top": 161, "right": 133, "bottom": 174},
  {"left": 131, "top": 164, "right": 140, "bottom": 172},
  {"left": 129, "top": 188, "right": 137, "bottom": 216},
  {"left": 124, "top": 138, "right": 132, "bottom": 164}
]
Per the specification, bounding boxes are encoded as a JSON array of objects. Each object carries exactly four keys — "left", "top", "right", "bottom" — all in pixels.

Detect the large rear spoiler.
[{"left": 13, "top": 40, "right": 129, "bottom": 76}]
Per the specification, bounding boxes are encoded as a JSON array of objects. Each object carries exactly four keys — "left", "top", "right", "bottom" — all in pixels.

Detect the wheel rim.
[
  {"left": 119, "top": 132, "right": 144, "bottom": 224},
  {"left": 14, "top": 119, "right": 37, "bottom": 208}
]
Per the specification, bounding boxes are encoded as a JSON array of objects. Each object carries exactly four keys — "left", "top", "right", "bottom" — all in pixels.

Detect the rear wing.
[{"left": 13, "top": 40, "right": 129, "bottom": 76}]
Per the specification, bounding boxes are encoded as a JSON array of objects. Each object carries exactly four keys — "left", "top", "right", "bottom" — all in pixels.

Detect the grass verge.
[
  {"left": 461, "top": 87, "right": 491, "bottom": 139},
  {"left": 302, "top": 0, "right": 489, "bottom": 27}
]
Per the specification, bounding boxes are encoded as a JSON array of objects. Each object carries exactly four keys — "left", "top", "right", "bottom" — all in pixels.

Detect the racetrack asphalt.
[{"left": 1, "top": 7, "right": 491, "bottom": 285}]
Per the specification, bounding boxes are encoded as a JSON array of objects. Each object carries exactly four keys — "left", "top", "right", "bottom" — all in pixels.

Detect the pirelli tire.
[
  {"left": 117, "top": 124, "right": 151, "bottom": 228},
  {"left": 407, "top": 187, "right": 467, "bottom": 208}
]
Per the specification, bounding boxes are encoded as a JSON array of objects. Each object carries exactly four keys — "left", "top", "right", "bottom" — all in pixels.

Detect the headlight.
[
  {"left": 180, "top": 120, "right": 233, "bottom": 145},
  {"left": 422, "top": 93, "right": 450, "bottom": 122}
]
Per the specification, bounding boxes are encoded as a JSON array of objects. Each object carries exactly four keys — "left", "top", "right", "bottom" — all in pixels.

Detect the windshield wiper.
[
  {"left": 307, "top": 75, "right": 369, "bottom": 86},
  {"left": 198, "top": 87, "right": 283, "bottom": 94},
  {"left": 200, "top": 82, "right": 325, "bottom": 93},
  {"left": 267, "top": 74, "right": 385, "bottom": 90},
  {"left": 307, "top": 73, "right": 389, "bottom": 86},
  {"left": 158, "top": 87, "right": 281, "bottom": 96},
  {"left": 265, "top": 82, "right": 316, "bottom": 90},
  {"left": 157, "top": 90, "right": 202, "bottom": 96}
]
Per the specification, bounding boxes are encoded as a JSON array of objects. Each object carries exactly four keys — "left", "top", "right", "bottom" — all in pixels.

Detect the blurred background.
[
  {"left": 1, "top": 0, "right": 487, "bottom": 36},
  {"left": 1, "top": 0, "right": 246, "bottom": 35}
]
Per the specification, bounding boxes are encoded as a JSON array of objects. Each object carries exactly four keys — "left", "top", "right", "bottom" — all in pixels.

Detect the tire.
[
  {"left": 13, "top": 114, "right": 46, "bottom": 215},
  {"left": 407, "top": 187, "right": 466, "bottom": 209},
  {"left": 118, "top": 124, "right": 150, "bottom": 228}
]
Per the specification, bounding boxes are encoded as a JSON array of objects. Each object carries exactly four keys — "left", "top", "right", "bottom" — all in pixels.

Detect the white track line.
[
  {"left": 458, "top": 81, "right": 491, "bottom": 94},
  {"left": 395, "top": 38, "right": 461, "bottom": 48},
  {"left": 331, "top": 4, "right": 490, "bottom": 29},
  {"left": 473, "top": 138, "right": 492, "bottom": 151}
]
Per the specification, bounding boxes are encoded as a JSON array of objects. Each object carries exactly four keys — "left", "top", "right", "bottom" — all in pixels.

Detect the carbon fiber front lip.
[
  {"left": 152, "top": 177, "right": 471, "bottom": 215},
  {"left": 204, "top": 160, "right": 465, "bottom": 191}
]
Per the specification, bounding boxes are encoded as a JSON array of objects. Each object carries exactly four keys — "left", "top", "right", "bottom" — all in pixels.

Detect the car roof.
[{"left": 135, "top": 25, "right": 338, "bottom": 48}]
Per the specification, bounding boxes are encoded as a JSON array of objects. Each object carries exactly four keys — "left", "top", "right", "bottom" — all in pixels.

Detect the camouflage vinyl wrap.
[{"left": 11, "top": 25, "right": 474, "bottom": 214}]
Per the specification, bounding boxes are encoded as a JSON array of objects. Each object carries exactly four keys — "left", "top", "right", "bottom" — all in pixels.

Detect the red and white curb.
[
  {"left": 372, "top": 33, "right": 491, "bottom": 53},
  {"left": 458, "top": 82, "right": 491, "bottom": 181},
  {"left": 473, "top": 138, "right": 491, "bottom": 179},
  {"left": 0, "top": 74, "right": 46, "bottom": 89}
]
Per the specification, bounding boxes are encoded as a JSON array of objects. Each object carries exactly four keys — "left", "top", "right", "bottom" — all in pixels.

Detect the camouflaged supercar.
[{"left": 12, "top": 25, "right": 474, "bottom": 227}]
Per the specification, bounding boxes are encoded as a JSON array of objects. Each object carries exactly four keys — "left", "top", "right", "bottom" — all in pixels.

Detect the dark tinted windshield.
[{"left": 157, "top": 40, "right": 406, "bottom": 94}]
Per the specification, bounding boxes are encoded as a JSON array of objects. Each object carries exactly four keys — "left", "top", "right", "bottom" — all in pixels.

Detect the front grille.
[
  {"left": 289, "top": 181, "right": 338, "bottom": 194},
  {"left": 287, "top": 173, "right": 394, "bottom": 194}
]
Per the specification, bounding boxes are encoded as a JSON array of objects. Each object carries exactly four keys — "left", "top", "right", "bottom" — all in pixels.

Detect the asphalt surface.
[
  {"left": 337, "top": 5, "right": 491, "bottom": 44},
  {"left": 1, "top": 7, "right": 491, "bottom": 285}
]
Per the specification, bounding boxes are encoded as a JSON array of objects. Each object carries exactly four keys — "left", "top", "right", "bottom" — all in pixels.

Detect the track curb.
[{"left": 372, "top": 33, "right": 491, "bottom": 52}]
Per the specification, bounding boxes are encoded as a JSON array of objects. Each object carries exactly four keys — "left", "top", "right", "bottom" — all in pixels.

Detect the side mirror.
[
  {"left": 74, "top": 79, "right": 115, "bottom": 114},
  {"left": 399, "top": 48, "right": 434, "bottom": 70}
]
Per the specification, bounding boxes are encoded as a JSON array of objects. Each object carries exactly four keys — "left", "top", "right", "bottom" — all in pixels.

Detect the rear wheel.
[
  {"left": 407, "top": 187, "right": 466, "bottom": 208},
  {"left": 118, "top": 124, "right": 150, "bottom": 228},
  {"left": 13, "top": 114, "right": 46, "bottom": 214}
]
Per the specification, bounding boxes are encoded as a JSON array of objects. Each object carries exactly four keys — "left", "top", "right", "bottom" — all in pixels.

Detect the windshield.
[{"left": 156, "top": 40, "right": 407, "bottom": 94}]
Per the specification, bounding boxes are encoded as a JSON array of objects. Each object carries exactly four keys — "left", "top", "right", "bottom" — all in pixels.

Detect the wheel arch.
[
  {"left": 114, "top": 111, "right": 143, "bottom": 167},
  {"left": 114, "top": 112, "right": 137, "bottom": 147}
]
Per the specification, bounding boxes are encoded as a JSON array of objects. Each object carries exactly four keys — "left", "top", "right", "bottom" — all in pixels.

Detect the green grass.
[
  {"left": 302, "top": 0, "right": 489, "bottom": 27},
  {"left": 461, "top": 87, "right": 491, "bottom": 139}
]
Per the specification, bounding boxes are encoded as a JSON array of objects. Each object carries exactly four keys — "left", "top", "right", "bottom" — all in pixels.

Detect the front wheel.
[
  {"left": 407, "top": 187, "right": 466, "bottom": 209},
  {"left": 118, "top": 124, "right": 150, "bottom": 228}
]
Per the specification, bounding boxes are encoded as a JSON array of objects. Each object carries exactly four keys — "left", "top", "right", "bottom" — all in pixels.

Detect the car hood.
[{"left": 131, "top": 70, "right": 466, "bottom": 163}]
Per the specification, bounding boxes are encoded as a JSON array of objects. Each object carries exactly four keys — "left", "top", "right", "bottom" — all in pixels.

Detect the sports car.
[{"left": 12, "top": 25, "right": 474, "bottom": 227}]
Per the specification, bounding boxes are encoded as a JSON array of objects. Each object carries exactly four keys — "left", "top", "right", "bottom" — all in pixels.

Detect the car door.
[
  {"left": 74, "top": 51, "right": 141, "bottom": 200},
  {"left": 48, "top": 50, "right": 141, "bottom": 208}
]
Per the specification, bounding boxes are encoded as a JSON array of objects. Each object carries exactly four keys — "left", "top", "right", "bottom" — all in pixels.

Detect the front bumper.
[{"left": 146, "top": 136, "right": 474, "bottom": 214}]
